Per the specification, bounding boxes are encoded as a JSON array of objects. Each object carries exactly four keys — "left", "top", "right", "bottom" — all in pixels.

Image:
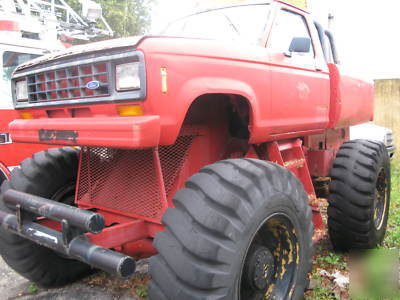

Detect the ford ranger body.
[{"left": 0, "top": 2, "right": 389, "bottom": 300}]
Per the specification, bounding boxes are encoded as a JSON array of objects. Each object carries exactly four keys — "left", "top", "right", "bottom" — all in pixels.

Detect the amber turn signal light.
[
  {"left": 19, "top": 112, "right": 34, "bottom": 119},
  {"left": 117, "top": 105, "right": 144, "bottom": 117}
]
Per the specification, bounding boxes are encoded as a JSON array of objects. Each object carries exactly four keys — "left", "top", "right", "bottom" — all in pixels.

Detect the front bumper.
[
  {"left": 9, "top": 116, "right": 160, "bottom": 148},
  {"left": 0, "top": 189, "right": 136, "bottom": 277}
]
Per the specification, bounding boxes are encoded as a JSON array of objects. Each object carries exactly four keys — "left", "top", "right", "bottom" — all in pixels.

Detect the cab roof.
[{"left": 194, "top": 1, "right": 308, "bottom": 16}]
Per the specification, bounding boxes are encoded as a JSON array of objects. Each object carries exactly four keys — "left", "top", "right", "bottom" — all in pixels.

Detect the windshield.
[
  {"left": 1, "top": 51, "right": 40, "bottom": 101},
  {"left": 162, "top": 4, "right": 271, "bottom": 45}
]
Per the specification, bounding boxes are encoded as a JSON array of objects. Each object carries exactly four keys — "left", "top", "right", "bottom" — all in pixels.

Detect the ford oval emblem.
[{"left": 86, "top": 80, "right": 100, "bottom": 89}]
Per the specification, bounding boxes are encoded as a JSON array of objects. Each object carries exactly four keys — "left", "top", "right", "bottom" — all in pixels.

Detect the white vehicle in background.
[
  {"left": 350, "top": 123, "right": 395, "bottom": 159},
  {"left": 0, "top": 0, "right": 112, "bottom": 184}
]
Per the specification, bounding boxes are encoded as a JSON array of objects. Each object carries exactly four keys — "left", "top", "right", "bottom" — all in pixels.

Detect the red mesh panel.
[
  {"left": 159, "top": 136, "right": 195, "bottom": 198},
  {"left": 77, "top": 136, "right": 195, "bottom": 220},
  {"left": 77, "top": 147, "right": 163, "bottom": 219}
]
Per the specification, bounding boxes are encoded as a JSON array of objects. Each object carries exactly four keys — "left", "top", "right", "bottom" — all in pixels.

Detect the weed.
[
  {"left": 305, "top": 272, "right": 338, "bottom": 300},
  {"left": 27, "top": 283, "right": 38, "bottom": 294},
  {"left": 318, "top": 253, "right": 347, "bottom": 269},
  {"left": 135, "top": 284, "right": 148, "bottom": 298}
]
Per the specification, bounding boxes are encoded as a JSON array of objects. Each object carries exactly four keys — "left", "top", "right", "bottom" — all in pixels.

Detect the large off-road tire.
[
  {"left": 149, "top": 159, "right": 313, "bottom": 300},
  {"left": 0, "top": 148, "right": 92, "bottom": 287},
  {"left": 328, "top": 140, "right": 391, "bottom": 250}
]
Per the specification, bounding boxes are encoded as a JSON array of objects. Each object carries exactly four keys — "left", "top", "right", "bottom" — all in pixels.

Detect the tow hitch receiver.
[{"left": 0, "top": 189, "right": 136, "bottom": 278}]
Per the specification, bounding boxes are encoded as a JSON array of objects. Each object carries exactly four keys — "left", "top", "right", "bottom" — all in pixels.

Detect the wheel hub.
[{"left": 244, "top": 245, "right": 275, "bottom": 291}]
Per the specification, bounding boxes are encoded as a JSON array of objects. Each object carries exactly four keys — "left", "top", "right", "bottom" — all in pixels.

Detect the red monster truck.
[{"left": 0, "top": 1, "right": 390, "bottom": 300}]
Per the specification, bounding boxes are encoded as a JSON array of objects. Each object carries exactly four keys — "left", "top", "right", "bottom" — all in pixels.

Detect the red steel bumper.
[{"left": 9, "top": 116, "right": 160, "bottom": 148}]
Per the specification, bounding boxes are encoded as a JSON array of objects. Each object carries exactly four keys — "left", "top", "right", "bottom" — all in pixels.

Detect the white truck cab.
[{"left": 350, "top": 123, "right": 395, "bottom": 159}]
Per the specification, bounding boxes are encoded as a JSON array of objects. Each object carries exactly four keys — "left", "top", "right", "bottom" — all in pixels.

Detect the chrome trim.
[{"left": 0, "top": 133, "right": 12, "bottom": 145}]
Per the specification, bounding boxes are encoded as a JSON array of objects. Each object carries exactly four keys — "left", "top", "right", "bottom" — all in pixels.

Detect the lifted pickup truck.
[{"left": 0, "top": 1, "right": 390, "bottom": 300}]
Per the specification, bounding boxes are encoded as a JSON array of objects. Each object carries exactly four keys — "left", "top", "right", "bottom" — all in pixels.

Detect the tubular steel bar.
[
  {"left": 0, "top": 210, "right": 135, "bottom": 277},
  {"left": 3, "top": 189, "right": 105, "bottom": 234}
]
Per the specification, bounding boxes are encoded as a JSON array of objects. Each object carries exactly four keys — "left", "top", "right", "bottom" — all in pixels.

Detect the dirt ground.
[{"left": 0, "top": 258, "right": 150, "bottom": 300}]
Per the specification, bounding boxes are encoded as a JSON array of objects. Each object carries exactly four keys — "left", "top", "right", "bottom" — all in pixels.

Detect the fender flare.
[{"left": 158, "top": 76, "right": 262, "bottom": 144}]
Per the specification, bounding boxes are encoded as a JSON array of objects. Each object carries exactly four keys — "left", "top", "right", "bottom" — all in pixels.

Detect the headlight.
[
  {"left": 116, "top": 62, "right": 140, "bottom": 91},
  {"left": 15, "top": 80, "right": 28, "bottom": 102}
]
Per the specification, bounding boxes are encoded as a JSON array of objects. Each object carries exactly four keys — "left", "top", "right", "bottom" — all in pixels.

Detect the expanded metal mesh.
[
  {"left": 77, "top": 136, "right": 195, "bottom": 219},
  {"left": 159, "top": 135, "right": 195, "bottom": 198}
]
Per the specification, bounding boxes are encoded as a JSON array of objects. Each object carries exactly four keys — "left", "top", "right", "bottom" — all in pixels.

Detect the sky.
[{"left": 151, "top": 0, "right": 400, "bottom": 80}]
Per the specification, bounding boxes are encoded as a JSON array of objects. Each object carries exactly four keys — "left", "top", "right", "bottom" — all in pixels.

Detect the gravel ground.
[{"left": 0, "top": 258, "right": 150, "bottom": 300}]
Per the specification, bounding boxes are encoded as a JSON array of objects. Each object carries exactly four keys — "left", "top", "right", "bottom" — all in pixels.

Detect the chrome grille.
[
  {"left": 13, "top": 51, "right": 146, "bottom": 108},
  {"left": 27, "top": 62, "right": 110, "bottom": 103}
]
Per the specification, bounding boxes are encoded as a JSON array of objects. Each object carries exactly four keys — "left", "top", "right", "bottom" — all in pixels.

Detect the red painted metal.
[
  {"left": 327, "top": 64, "right": 374, "bottom": 129},
  {"left": 10, "top": 115, "right": 160, "bottom": 148},
  {"left": 73, "top": 123, "right": 230, "bottom": 256},
  {"left": 76, "top": 147, "right": 165, "bottom": 222},
  {"left": 267, "top": 139, "right": 326, "bottom": 239},
  {"left": 0, "top": 109, "right": 50, "bottom": 168},
  {"left": 87, "top": 220, "right": 148, "bottom": 249},
  {"left": 0, "top": 20, "right": 20, "bottom": 32},
  {"left": 306, "top": 150, "right": 334, "bottom": 177}
]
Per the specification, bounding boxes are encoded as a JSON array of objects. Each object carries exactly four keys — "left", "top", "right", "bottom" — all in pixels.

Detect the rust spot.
[{"left": 283, "top": 158, "right": 305, "bottom": 168}]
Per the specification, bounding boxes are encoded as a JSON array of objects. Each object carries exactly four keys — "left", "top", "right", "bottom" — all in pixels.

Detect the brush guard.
[{"left": 0, "top": 189, "right": 135, "bottom": 278}]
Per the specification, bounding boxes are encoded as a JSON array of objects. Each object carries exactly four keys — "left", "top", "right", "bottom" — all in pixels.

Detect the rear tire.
[
  {"left": 149, "top": 159, "right": 313, "bottom": 300},
  {"left": 0, "top": 148, "right": 92, "bottom": 287},
  {"left": 328, "top": 140, "right": 391, "bottom": 250}
]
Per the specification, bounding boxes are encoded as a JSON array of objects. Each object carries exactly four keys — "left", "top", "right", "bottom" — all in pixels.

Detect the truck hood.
[{"left": 15, "top": 36, "right": 146, "bottom": 72}]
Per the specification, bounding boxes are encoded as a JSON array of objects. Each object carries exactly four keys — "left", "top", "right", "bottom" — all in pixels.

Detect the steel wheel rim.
[
  {"left": 239, "top": 213, "right": 299, "bottom": 300},
  {"left": 374, "top": 168, "right": 388, "bottom": 230}
]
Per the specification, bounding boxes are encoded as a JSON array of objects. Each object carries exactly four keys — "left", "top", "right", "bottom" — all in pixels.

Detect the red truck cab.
[{"left": 9, "top": 1, "right": 373, "bottom": 150}]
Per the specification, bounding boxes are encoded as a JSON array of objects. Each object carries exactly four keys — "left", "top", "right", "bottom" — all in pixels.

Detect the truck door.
[{"left": 267, "top": 8, "right": 330, "bottom": 134}]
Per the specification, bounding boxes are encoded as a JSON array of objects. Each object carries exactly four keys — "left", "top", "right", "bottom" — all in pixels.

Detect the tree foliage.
[{"left": 66, "top": 0, "right": 154, "bottom": 38}]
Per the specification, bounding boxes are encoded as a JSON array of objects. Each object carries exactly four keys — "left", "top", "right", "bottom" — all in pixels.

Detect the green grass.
[
  {"left": 384, "top": 160, "right": 400, "bottom": 248},
  {"left": 134, "top": 284, "right": 148, "bottom": 298},
  {"left": 27, "top": 283, "right": 38, "bottom": 294}
]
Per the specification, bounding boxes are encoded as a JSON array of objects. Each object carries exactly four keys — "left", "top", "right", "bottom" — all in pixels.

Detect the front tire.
[
  {"left": 149, "top": 159, "right": 313, "bottom": 300},
  {"left": 328, "top": 140, "right": 391, "bottom": 250},
  {"left": 0, "top": 148, "right": 92, "bottom": 287}
]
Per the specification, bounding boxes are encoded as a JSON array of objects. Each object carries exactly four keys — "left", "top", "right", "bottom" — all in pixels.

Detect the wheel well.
[{"left": 183, "top": 93, "right": 252, "bottom": 140}]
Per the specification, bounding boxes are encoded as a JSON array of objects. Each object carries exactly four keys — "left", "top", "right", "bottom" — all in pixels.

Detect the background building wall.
[{"left": 374, "top": 79, "right": 400, "bottom": 157}]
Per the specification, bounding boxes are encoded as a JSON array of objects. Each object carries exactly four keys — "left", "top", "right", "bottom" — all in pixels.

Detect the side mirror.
[{"left": 284, "top": 37, "right": 311, "bottom": 57}]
